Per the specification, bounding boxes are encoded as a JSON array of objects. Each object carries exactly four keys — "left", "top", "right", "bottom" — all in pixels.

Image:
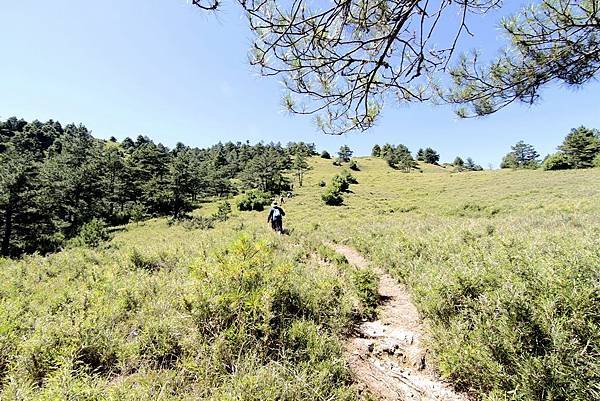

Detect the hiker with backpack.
[{"left": 267, "top": 201, "right": 285, "bottom": 234}]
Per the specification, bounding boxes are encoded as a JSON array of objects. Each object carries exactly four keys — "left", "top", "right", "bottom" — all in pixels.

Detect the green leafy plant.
[
  {"left": 543, "top": 152, "right": 571, "bottom": 171},
  {"left": 73, "top": 219, "right": 109, "bottom": 248},
  {"left": 321, "top": 186, "right": 344, "bottom": 206},
  {"left": 237, "top": 190, "right": 272, "bottom": 211},
  {"left": 213, "top": 200, "right": 232, "bottom": 221}
]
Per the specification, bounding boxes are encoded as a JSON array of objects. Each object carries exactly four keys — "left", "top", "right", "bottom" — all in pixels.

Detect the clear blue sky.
[{"left": 1, "top": 0, "right": 599, "bottom": 167}]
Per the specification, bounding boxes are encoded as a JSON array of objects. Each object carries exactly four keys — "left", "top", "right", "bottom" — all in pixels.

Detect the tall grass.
[
  {"left": 2, "top": 156, "right": 599, "bottom": 400},
  {"left": 286, "top": 157, "right": 600, "bottom": 400},
  {"left": 0, "top": 218, "right": 369, "bottom": 400},
  {"left": 351, "top": 215, "right": 599, "bottom": 400}
]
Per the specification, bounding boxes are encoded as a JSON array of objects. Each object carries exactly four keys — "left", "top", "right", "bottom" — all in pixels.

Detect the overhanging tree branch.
[
  {"left": 446, "top": 0, "right": 600, "bottom": 118},
  {"left": 191, "top": 0, "right": 503, "bottom": 134}
]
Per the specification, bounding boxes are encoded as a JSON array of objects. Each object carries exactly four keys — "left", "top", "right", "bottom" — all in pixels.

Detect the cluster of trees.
[
  {"left": 371, "top": 144, "right": 482, "bottom": 172},
  {"left": 500, "top": 127, "right": 600, "bottom": 171},
  {"left": 0, "top": 117, "right": 315, "bottom": 257},
  {"left": 372, "top": 144, "right": 417, "bottom": 172},
  {"left": 543, "top": 127, "right": 600, "bottom": 171},
  {"left": 452, "top": 157, "right": 483, "bottom": 172},
  {"left": 416, "top": 148, "right": 440, "bottom": 164}
]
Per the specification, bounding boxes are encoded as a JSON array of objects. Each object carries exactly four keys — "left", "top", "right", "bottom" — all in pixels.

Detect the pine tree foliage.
[
  {"left": 559, "top": 126, "right": 600, "bottom": 168},
  {"left": 337, "top": 145, "right": 353, "bottom": 163},
  {"left": 376, "top": 143, "right": 416, "bottom": 172},
  {"left": 448, "top": 1, "right": 600, "bottom": 118},
  {"left": 500, "top": 141, "right": 540, "bottom": 169},
  {"left": 423, "top": 147, "right": 440, "bottom": 164}
]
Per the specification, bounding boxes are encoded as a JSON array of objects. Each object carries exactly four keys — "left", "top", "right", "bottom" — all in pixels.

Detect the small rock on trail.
[{"left": 335, "top": 245, "right": 468, "bottom": 401}]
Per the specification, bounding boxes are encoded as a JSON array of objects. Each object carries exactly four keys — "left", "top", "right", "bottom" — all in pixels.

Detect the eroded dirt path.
[{"left": 335, "top": 245, "right": 468, "bottom": 401}]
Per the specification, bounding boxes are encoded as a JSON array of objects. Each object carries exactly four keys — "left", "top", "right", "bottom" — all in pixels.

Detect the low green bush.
[
  {"left": 543, "top": 152, "right": 571, "bottom": 170},
  {"left": 331, "top": 175, "right": 349, "bottom": 192},
  {"left": 594, "top": 153, "right": 600, "bottom": 168},
  {"left": 237, "top": 190, "right": 272, "bottom": 211},
  {"left": 185, "top": 216, "right": 215, "bottom": 230},
  {"left": 130, "top": 248, "right": 177, "bottom": 271},
  {"left": 321, "top": 185, "right": 344, "bottom": 206},
  {"left": 351, "top": 269, "right": 379, "bottom": 319},
  {"left": 322, "top": 170, "right": 358, "bottom": 206},
  {"left": 212, "top": 201, "right": 232, "bottom": 221},
  {"left": 72, "top": 219, "right": 109, "bottom": 248},
  {"left": 316, "top": 245, "right": 349, "bottom": 267},
  {"left": 339, "top": 169, "right": 358, "bottom": 185},
  {"left": 128, "top": 202, "right": 147, "bottom": 223},
  {"left": 348, "top": 160, "right": 360, "bottom": 171}
]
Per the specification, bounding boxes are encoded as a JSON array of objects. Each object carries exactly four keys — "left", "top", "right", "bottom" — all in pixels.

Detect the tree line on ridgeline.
[
  {"left": 369, "top": 143, "right": 483, "bottom": 172},
  {"left": 501, "top": 127, "right": 600, "bottom": 171},
  {"left": 367, "top": 126, "right": 600, "bottom": 173},
  {"left": 0, "top": 117, "right": 316, "bottom": 257}
]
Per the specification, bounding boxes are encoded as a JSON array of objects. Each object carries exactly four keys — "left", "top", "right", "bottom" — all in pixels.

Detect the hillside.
[{"left": 1, "top": 157, "right": 599, "bottom": 400}]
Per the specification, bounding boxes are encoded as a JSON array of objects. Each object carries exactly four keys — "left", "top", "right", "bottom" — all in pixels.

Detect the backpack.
[{"left": 272, "top": 207, "right": 281, "bottom": 219}]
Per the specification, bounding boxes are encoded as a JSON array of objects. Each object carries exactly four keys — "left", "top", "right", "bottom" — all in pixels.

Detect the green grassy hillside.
[
  {"left": 1, "top": 157, "right": 599, "bottom": 400},
  {"left": 288, "top": 157, "right": 600, "bottom": 400}
]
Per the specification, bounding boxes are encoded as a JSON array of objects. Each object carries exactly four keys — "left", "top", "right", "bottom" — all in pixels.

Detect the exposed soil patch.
[{"left": 335, "top": 245, "right": 468, "bottom": 401}]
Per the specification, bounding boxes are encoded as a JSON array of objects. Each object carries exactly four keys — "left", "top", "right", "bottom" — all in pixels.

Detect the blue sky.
[{"left": 1, "top": 0, "right": 599, "bottom": 167}]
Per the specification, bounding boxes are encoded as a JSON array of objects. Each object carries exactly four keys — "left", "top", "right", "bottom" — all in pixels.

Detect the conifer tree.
[
  {"left": 292, "top": 153, "right": 310, "bottom": 187},
  {"left": 559, "top": 126, "right": 600, "bottom": 169},
  {"left": 338, "top": 145, "right": 353, "bottom": 163}
]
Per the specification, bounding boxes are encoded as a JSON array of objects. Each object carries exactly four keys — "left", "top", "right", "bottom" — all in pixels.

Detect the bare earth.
[{"left": 335, "top": 245, "right": 469, "bottom": 401}]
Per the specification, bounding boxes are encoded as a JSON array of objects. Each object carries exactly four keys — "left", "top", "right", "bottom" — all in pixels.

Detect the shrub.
[
  {"left": 318, "top": 180, "right": 326, "bottom": 187},
  {"left": 316, "top": 245, "right": 349, "bottom": 267},
  {"left": 332, "top": 158, "right": 342, "bottom": 166},
  {"left": 73, "top": 219, "right": 109, "bottom": 248},
  {"left": 237, "top": 190, "right": 272, "bottom": 211},
  {"left": 128, "top": 202, "right": 146, "bottom": 223},
  {"left": 594, "top": 153, "right": 600, "bottom": 168},
  {"left": 320, "top": 150, "right": 331, "bottom": 159},
  {"left": 130, "top": 248, "right": 176, "bottom": 271},
  {"left": 348, "top": 160, "right": 360, "bottom": 171},
  {"left": 542, "top": 152, "right": 571, "bottom": 170},
  {"left": 339, "top": 169, "right": 358, "bottom": 184},
  {"left": 213, "top": 201, "right": 232, "bottom": 221},
  {"left": 352, "top": 269, "right": 379, "bottom": 318},
  {"left": 331, "top": 175, "right": 349, "bottom": 192},
  {"left": 321, "top": 186, "right": 344, "bottom": 206},
  {"left": 322, "top": 170, "right": 359, "bottom": 206}
]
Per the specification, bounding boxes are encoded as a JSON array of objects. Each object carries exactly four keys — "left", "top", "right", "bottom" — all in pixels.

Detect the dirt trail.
[{"left": 335, "top": 245, "right": 468, "bottom": 401}]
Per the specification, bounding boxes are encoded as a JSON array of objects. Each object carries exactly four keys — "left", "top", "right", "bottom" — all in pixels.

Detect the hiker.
[
  {"left": 279, "top": 195, "right": 285, "bottom": 204},
  {"left": 267, "top": 201, "right": 285, "bottom": 234}
]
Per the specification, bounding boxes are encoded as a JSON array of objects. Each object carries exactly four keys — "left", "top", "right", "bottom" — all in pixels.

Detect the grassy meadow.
[
  {"left": 1, "top": 156, "right": 599, "bottom": 400},
  {"left": 290, "top": 157, "right": 600, "bottom": 401}
]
